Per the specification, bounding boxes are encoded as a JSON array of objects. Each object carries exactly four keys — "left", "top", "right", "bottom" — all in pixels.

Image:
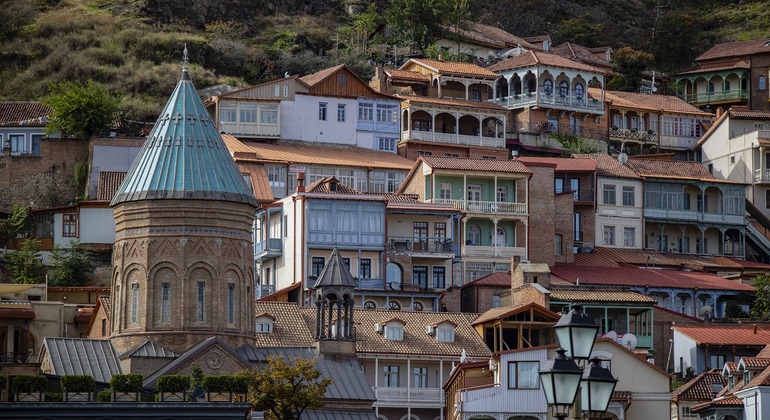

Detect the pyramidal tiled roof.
[
  {"left": 111, "top": 64, "right": 257, "bottom": 207},
  {"left": 314, "top": 248, "right": 357, "bottom": 288}
]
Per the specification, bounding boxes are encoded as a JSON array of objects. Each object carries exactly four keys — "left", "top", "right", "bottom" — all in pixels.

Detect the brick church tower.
[{"left": 109, "top": 52, "right": 258, "bottom": 354}]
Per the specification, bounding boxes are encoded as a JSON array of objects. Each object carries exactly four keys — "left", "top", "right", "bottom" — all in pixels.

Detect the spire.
[{"left": 111, "top": 47, "right": 257, "bottom": 207}]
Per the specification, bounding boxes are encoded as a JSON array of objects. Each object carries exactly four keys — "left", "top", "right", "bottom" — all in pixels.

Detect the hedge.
[
  {"left": 110, "top": 374, "right": 143, "bottom": 392},
  {"left": 231, "top": 374, "right": 248, "bottom": 393},
  {"left": 96, "top": 390, "right": 112, "bottom": 402},
  {"left": 157, "top": 374, "right": 190, "bottom": 392},
  {"left": 12, "top": 375, "right": 47, "bottom": 392},
  {"left": 201, "top": 375, "right": 232, "bottom": 392},
  {"left": 60, "top": 375, "right": 96, "bottom": 392}
]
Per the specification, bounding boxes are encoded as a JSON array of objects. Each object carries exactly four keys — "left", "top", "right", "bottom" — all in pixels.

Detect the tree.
[
  {"left": 50, "top": 240, "right": 94, "bottom": 286},
  {"left": 4, "top": 204, "right": 35, "bottom": 238},
  {"left": 750, "top": 275, "right": 770, "bottom": 320},
  {"left": 607, "top": 47, "right": 655, "bottom": 92},
  {"left": 385, "top": 0, "right": 461, "bottom": 53},
  {"left": 247, "top": 356, "right": 332, "bottom": 420},
  {"left": 5, "top": 238, "right": 45, "bottom": 285},
  {"left": 553, "top": 17, "right": 603, "bottom": 46},
  {"left": 552, "top": 133, "right": 604, "bottom": 155},
  {"left": 44, "top": 80, "right": 120, "bottom": 138}
]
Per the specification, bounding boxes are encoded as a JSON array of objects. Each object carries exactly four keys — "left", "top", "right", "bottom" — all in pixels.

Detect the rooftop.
[
  {"left": 572, "top": 153, "right": 641, "bottom": 179},
  {"left": 595, "top": 88, "right": 713, "bottom": 116},
  {"left": 0, "top": 101, "right": 51, "bottom": 126},
  {"left": 674, "top": 323, "right": 770, "bottom": 346},
  {"left": 487, "top": 50, "right": 607, "bottom": 75},
  {"left": 672, "top": 369, "right": 727, "bottom": 401},
  {"left": 405, "top": 58, "right": 498, "bottom": 78},
  {"left": 517, "top": 156, "right": 597, "bottom": 172},
  {"left": 695, "top": 38, "right": 770, "bottom": 62},
  {"left": 418, "top": 155, "right": 532, "bottom": 174}
]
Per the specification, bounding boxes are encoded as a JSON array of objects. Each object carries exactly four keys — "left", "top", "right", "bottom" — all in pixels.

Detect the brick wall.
[
  {"left": 750, "top": 54, "right": 770, "bottom": 111},
  {"left": 554, "top": 193, "right": 575, "bottom": 264},
  {"left": 442, "top": 286, "right": 462, "bottom": 312},
  {"left": 652, "top": 307, "right": 703, "bottom": 372},
  {"left": 400, "top": 164, "right": 426, "bottom": 197},
  {"left": 526, "top": 165, "right": 556, "bottom": 266}
]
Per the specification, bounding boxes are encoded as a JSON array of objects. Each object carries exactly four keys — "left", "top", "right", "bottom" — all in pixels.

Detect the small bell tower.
[{"left": 313, "top": 248, "right": 356, "bottom": 356}]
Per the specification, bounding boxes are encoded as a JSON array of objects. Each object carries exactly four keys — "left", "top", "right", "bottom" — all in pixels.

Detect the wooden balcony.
[
  {"left": 462, "top": 244, "right": 526, "bottom": 259},
  {"left": 219, "top": 121, "right": 279, "bottom": 138},
  {"left": 254, "top": 238, "right": 282, "bottom": 259},
  {"left": 387, "top": 236, "right": 457, "bottom": 258},
  {"left": 492, "top": 89, "right": 604, "bottom": 114},
  {"left": 430, "top": 199, "right": 527, "bottom": 216},
  {"left": 644, "top": 208, "right": 745, "bottom": 225},
  {"left": 373, "top": 386, "right": 444, "bottom": 406},
  {"left": 404, "top": 130, "right": 505, "bottom": 148},
  {"left": 679, "top": 89, "right": 748, "bottom": 106}
]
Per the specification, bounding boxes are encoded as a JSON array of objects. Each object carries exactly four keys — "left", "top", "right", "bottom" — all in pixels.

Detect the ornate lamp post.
[{"left": 540, "top": 305, "right": 618, "bottom": 420}]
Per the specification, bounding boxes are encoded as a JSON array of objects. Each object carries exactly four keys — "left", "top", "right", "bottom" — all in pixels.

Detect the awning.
[{"left": 0, "top": 284, "right": 38, "bottom": 295}]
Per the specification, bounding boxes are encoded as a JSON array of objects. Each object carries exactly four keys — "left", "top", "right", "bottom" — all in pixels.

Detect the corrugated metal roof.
[
  {"left": 674, "top": 324, "right": 770, "bottom": 346},
  {"left": 303, "top": 410, "right": 378, "bottom": 420},
  {"left": 420, "top": 155, "right": 531, "bottom": 174},
  {"left": 111, "top": 67, "right": 257, "bottom": 207},
  {"left": 121, "top": 340, "right": 181, "bottom": 359},
  {"left": 42, "top": 338, "right": 122, "bottom": 384}
]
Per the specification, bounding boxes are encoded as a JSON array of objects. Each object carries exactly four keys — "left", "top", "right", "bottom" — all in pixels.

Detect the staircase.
[{"left": 744, "top": 200, "right": 770, "bottom": 262}]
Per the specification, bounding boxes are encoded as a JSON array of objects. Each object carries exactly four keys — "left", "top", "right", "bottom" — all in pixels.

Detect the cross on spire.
[{"left": 182, "top": 43, "right": 189, "bottom": 70}]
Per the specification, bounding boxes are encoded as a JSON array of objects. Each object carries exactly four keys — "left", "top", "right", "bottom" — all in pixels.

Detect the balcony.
[
  {"left": 493, "top": 89, "right": 604, "bottom": 114},
  {"left": 0, "top": 352, "right": 33, "bottom": 364},
  {"left": 374, "top": 387, "right": 444, "bottom": 406},
  {"left": 462, "top": 244, "right": 526, "bottom": 259},
  {"left": 403, "top": 130, "right": 505, "bottom": 148},
  {"left": 256, "top": 284, "right": 275, "bottom": 298},
  {"left": 356, "top": 278, "right": 385, "bottom": 290},
  {"left": 254, "top": 238, "right": 282, "bottom": 259},
  {"left": 679, "top": 89, "right": 748, "bottom": 106},
  {"left": 609, "top": 128, "right": 656, "bottom": 142},
  {"left": 219, "top": 121, "right": 279, "bottom": 138},
  {"left": 430, "top": 199, "right": 526, "bottom": 216},
  {"left": 511, "top": 121, "right": 609, "bottom": 142},
  {"left": 387, "top": 236, "right": 457, "bottom": 257},
  {"left": 755, "top": 168, "right": 770, "bottom": 183},
  {"left": 644, "top": 208, "right": 745, "bottom": 225}
]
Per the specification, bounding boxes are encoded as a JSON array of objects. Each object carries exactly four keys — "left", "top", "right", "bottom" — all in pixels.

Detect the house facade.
[{"left": 673, "top": 323, "right": 770, "bottom": 375}]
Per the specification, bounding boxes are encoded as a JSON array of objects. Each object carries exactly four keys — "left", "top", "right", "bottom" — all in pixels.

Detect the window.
[
  {"left": 684, "top": 193, "right": 691, "bottom": 210},
  {"left": 439, "top": 183, "right": 452, "bottom": 200},
  {"left": 437, "top": 327, "right": 454, "bottom": 342},
  {"left": 622, "top": 186, "right": 635, "bottom": 206},
  {"left": 603, "top": 184, "right": 616, "bottom": 205},
  {"left": 312, "top": 257, "right": 325, "bottom": 277},
  {"left": 227, "top": 283, "right": 235, "bottom": 324},
  {"left": 708, "top": 82, "right": 715, "bottom": 93},
  {"left": 445, "top": 153, "right": 459, "bottom": 157},
  {"left": 267, "top": 165, "right": 286, "bottom": 188},
  {"left": 555, "top": 234, "right": 563, "bottom": 255},
  {"left": 508, "top": 361, "right": 539, "bottom": 389},
  {"left": 496, "top": 186, "right": 508, "bottom": 203},
  {"left": 161, "top": 282, "right": 170, "bottom": 323},
  {"left": 220, "top": 103, "right": 237, "bottom": 123},
  {"left": 603, "top": 225, "right": 616, "bottom": 246},
  {"left": 434, "top": 222, "right": 447, "bottom": 239},
  {"left": 623, "top": 227, "right": 635, "bottom": 247},
  {"left": 467, "top": 184, "right": 481, "bottom": 202},
  {"left": 492, "top": 295, "right": 501, "bottom": 308},
  {"left": 197, "top": 281, "right": 205, "bottom": 322},
  {"left": 283, "top": 86, "right": 289, "bottom": 97},
  {"left": 356, "top": 258, "right": 371, "bottom": 278},
  {"left": 383, "top": 366, "right": 399, "bottom": 387},
  {"left": 559, "top": 81, "right": 569, "bottom": 97},
  {"left": 433, "top": 266, "right": 446, "bottom": 289},
  {"left": 377, "top": 137, "right": 396, "bottom": 152},
  {"left": 240, "top": 104, "right": 257, "bottom": 123},
  {"left": 573, "top": 213, "right": 582, "bottom": 241},
  {"left": 376, "top": 104, "right": 397, "bottom": 122},
  {"left": 413, "top": 367, "right": 428, "bottom": 388},
  {"left": 359, "top": 103, "right": 373, "bottom": 120},
  {"left": 318, "top": 103, "right": 327, "bottom": 121},
  {"left": 760, "top": 76, "right": 767, "bottom": 90},
  {"left": 413, "top": 266, "right": 428, "bottom": 289},
  {"left": 385, "top": 325, "right": 403, "bottom": 340},
  {"left": 575, "top": 83, "right": 584, "bottom": 99},
  {"left": 416, "top": 151, "right": 432, "bottom": 156},
  {"left": 388, "top": 301, "right": 401, "bottom": 310},
  {"left": 275, "top": 85, "right": 280, "bottom": 97},
  {"left": 725, "top": 80, "right": 731, "bottom": 91},
  {"left": 342, "top": 258, "right": 351, "bottom": 269},
  {"left": 131, "top": 284, "right": 139, "bottom": 324},
  {"left": 260, "top": 106, "right": 278, "bottom": 124},
  {"left": 543, "top": 79, "right": 553, "bottom": 95},
  {"left": 709, "top": 355, "right": 726, "bottom": 370},
  {"left": 63, "top": 213, "right": 78, "bottom": 237},
  {"left": 471, "top": 89, "right": 481, "bottom": 101},
  {"left": 337, "top": 104, "right": 346, "bottom": 122},
  {"left": 468, "top": 224, "right": 481, "bottom": 246},
  {"left": 413, "top": 221, "right": 428, "bottom": 240},
  {"left": 555, "top": 178, "right": 564, "bottom": 193},
  {"left": 256, "top": 321, "right": 272, "bottom": 333}
]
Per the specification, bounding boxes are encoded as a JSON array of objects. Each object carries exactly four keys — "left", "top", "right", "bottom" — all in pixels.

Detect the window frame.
[
  {"left": 507, "top": 361, "right": 540, "bottom": 389},
  {"left": 603, "top": 184, "right": 616, "bottom": 205},
  {"left": 337, "top": 104, "right": 346, "bottom": 122},
  {"left": 318, "top": 102, "right": 328, "bottom": 121},
  {"left": 622, "top": 186, "right": 635, "bottom": 206},
  {"left": 62, "top": 212, "right": 79, "bottom": 237}
]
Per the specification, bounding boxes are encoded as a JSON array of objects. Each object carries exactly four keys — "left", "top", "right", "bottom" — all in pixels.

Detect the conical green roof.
[{"left": 111, "top": 66, "right": 257, "bottom": 207}]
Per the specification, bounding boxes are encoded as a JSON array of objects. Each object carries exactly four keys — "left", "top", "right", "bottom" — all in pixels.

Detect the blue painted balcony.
[{"left": 254, "top": 238, "right": 283, "bottom": 259}]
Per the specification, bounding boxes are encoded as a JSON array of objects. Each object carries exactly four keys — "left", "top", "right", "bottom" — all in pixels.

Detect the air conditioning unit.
[
  {"left": 426, "top": 325, "right": 436, "bottom": 336},
  {"left": 375, "top": 323, "right": 384, "bottom": 334}
]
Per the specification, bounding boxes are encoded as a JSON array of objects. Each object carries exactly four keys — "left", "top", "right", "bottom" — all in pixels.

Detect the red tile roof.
[
  {"left": 746, "top": 365, "right": 770, "bottom": 387},
  {"left": 727, "top": 106, "right": 770, "bottom": 119},
  {"left": 0, "top": 102, "right": 52, "bottom": 126},
  {"left": 571, "top": 154, "right": 640, "bottom": 179},
  {"left": 419, "top": 155, "right": 531, "bottom": 174},
  {"left": 463, "top": 272, "right": 511, "bottom": 288},
  {"left": 518, "top": 156, "right": 596, "bottom": 172},
  {"left": 299, "top": 64, "right": 346, "bottom": 87},
  {"left": 407, "top": 58, "right": 498, "bottom": 78},
  {"left": 398, "top": 94, "right": 508, "bottom": 112},
  {"left": 306, "top": 176, "right": 362, "bottom": 195},
  {"left": 0, "top": 307, "right": 35, "bottom": 319},
  {"left": 597, "top": 88, "right": 713, "bottom": 116},
  {"left": 550, "top": 263, "right": 755, "bottom": 291},
  {"left": 739, "top": 357, "right": 770, "bottom": 369},
  {"left": 550, "top": 42, "right": 612, "bottom": 69},
  {"left": 440, "top": 21, "right": 536, "bottom": 51},
  {"left": 96, "top": 171, "right": 127, "bottom": 201},
  {"left": 487, "top": 50, "right": 608, "bottom": 75},
  {"left": 692, "top": 396, "right": 743, "bottom": 411},
  {"left": 756, "top": 344, "right": 770, "bottom": 358},
  {"left": 385, "top": 68, "right": 431, "bottom": 83},
  {"left": 75, "top": 309, "right": 94, "bottom": 324},
  {"left": 674, "top": 324, "right": 770, "bottom": 346},
  {"left": 548, "top": 287, "right": 656, "bottom": 304},
  {"left": 695, "top": 38, "right": 770, "bottom": 61},
  {"left": 625, "top": 159, "right": 719, "bottom": 180},
  {"left": 673, "top": 369, "right": 727, "bottom": 401}
]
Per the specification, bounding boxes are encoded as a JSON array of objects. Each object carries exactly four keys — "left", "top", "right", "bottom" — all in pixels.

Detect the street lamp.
[{"left": 540, "top": 305, "right": 617, "bottom": 419}]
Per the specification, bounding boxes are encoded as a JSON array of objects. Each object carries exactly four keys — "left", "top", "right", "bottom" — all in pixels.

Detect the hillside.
[{"left": 1, "top": 0, "right": 769, "bottom": 123}]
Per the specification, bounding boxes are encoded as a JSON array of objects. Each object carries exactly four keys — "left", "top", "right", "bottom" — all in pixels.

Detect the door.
[
  {"left": 467, "top": 185, "right": 482, "bottom": 211},
  {"left": 570, "top": 178, "right": 580, "bottom": 201},
  {"left": 495, "top": 227, "right": 506, "bottom": 247}
]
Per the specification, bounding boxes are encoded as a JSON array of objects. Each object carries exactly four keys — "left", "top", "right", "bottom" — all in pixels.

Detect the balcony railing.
[
  {"left": 374, "top": 387, "right": 444, "bottom": 404},
  {"left": 644, "top": 208, "right": 745, "bottom": 225},
  {"left": 511, "top": 121, "right": 609, "bottom": 142},
  {"left": 493, "top": 89, "right": 604, "bottom": 114},
  {"left": 387, "top": 236, "right": 456, "bottom": 255},
  {"left": 219, "top": 121, "right": 279, "bottom": 137},
  {"left": 356, "top": 278, "right": 385, "bottom": 290},
  {"left": 430, "top": 199, "right": 526, "bottom": 215},
  {"left": 679, "top": 89, "right": 748, "bottom": 105},
  {"left": 462, "top": 245, "right": 526, "bottom": 259},
  {"left": 556, "top": 188, "right": 594, "bottom": 202},
  {"left": 256, "top": 284, "right": 275, "bottom": 298},
  {"left": 403, "top": 130, "right": 505, "bottom": 148},
  {"left": 755, "top": 168, "right": 770, "bottom": 183},
  {"left": 609, "top": 128, "right": 656, "bottom": 142},
  {"left": 254, "top": 238, "right": 283, "bottom": 257}
]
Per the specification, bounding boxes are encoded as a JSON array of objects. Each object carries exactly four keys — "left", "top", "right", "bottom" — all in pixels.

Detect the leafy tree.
[
  {"left": 552, "top": 133, "right": 604, "bottom": 155},
  {"left": 607, "top": 47, "right": 655, "bottom": 92},
  {"left": 385, "top": 0, "right": 462, "bottom": 53},
  {"left": 50, "top": 240, "right": 94, "bottom": 286},
  {"left": 44, "top": 80, "right": 120, "bottom": 138},
  {"left": 750, "top": 275, "right": 770, "bottom": 320},
  {"left": 5, "top": 238, "right": 45, "bottom": 284},
  {"left": 553, "top": 17, "right": 603, "bottom": 46},
  {"left": 5, "top": 204, "right": 35, "bottom": 238},
  {"left": 247, "top": 356, "right": 332, "bottom": 420}
]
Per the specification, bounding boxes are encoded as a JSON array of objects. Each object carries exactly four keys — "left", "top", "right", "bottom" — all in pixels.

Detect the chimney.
[
  {"left": 753, "top": 324, "right": 758, "bottom": 334},
  {"left": 296, "top": 172, "right": 306, "bottom": 193},
  {"left": 511, "top": 255, "right": 521, "bottom": 271},
  {"left": 716, "top": 107, "right": 724, "bottom": 118}
]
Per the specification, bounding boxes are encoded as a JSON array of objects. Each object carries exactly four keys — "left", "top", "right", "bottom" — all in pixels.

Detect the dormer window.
[
  {"left": 431, "top": 320, "right": 457, "bottom": 342},
  {"left": 386, "top": 325, "right": 403, "bottom": 340},
  {"left": 256, "top": 313, "right": 275, "bottom": 334}
]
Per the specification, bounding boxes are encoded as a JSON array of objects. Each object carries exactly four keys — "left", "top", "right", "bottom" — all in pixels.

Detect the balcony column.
[
  {"left": 6, "top": 325, "right": 14, "bottom": 356},
  {"left": 760, "top": 146, "right": 765, "bottom": 180},
  {"left": 407, "top": 357, "right": 411, "bottom": 402},
  {"left": 621, "top": 110, "right": 627, "bottom": 130},
  {"left": 455, "top": 111, "right": 460, "bottom": 143},
  {"left": 436, "top": 76, "right": 442, "bottom": 98},
  {"left": 478, "top": 113, "right": 483, "bottom": 145},
  {"left": 464, "top": 80, "right": 470, "bottom": 101},
  {"left": 700, "top": 227, "right": 705, "bottom": 255},
  {"left": 407, "top": 107, "right": 413, "bottom": 141},
  {"left": 493, "top": 218, "right": 499, "bottom": 255}
]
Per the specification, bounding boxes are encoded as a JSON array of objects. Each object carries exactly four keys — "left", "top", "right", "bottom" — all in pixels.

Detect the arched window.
[
  {"left": 468, "top": 225, "right": 481, "bottom": 246},
  {"left": 527, "top": 78, "right": 536, "bottom": 94},
  {"left": 387, "top": 263, "right": 402, "bottom": 290},
  {"left": 575, "top": 83, "right": 584, "bottom": 100},
  {"left": 494, "top": 227, "right": 507, "bottom": 246},
  {"left": 724, "top": 80, "right": 731, "bottom": 91},
  {"left": 364, "top": 301, "right": 376, "bottom": 309},
  {"left": 543, "top": 79, "right": 553, "bottom": 95},
  {"left": 412, "top": 302, "right": 424, "bottom": 311},
  {"left": 760, "top": 76, "right": 767, "bottom": 90},
  {"left": 708, "top": 82, "right": 715, "bottom": 94},
  {"left": 559, "top": 81, "right": 569, "bottom": 97},
  {"left": 388, "top": 301, "right": 401, "bottom": 310}
]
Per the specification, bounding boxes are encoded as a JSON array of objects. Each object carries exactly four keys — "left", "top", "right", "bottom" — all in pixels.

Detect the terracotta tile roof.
[
  {"left": 695, "top": 38, "right": 770, "bottom": 61},
  {"left": 573, "top": 247, "right": 691, "bottom": 268},
  {"left": 550, "top": 43, "right": 611, "bottom": 69},
  {"left": 0, "top": 306, "right": 35, "bottom": 319},
  {"left": 548, "top": 287, "right": 656, "bottom": 304},
  {"left": 727, "top": 106, "right": 770, "bottom": 119},
  {"left": 724, "top": 361, "right": 739, "bottom": 373},
  {"left": 299, "top": 64, "right": 346, "bottom": 87},
  {"left": 551, "top": 263, "right": 755, "bottom": 291},
  {"left": 385, "top": 68, "right": 430, "bottom": 83},
  {"left": 407, "top": 58, "right": 498, "bottom": 78},
  {"left": 306, "top": 176, "right": 362, "bottom": 195},
  {"left": 487, "top": 50, "right": 607, "bottom": 75},
  {"left": 677, "top": 61, "right": 751, "bottom": 75},
  {"left": 692, "top": 396, "right": 743, "bottom": 411},
  {"left": 756, "top": 344, "right": 770, "bottom": 358},
  {"left": 673, "top": 369, "right": 727, "bottom": 400},
  {"left": 571, "top": 154, "right": 640, "bottom": 179},
  {"left": 746, "top": 365, "right": 770, "bottom": 387},
  {"left": 0, "top": 101, "right": 52, "bottom": 126},
  {"left": 524, "top": 35, "right": 551, "bottom": 44},
  {"left": 625, "top": 159, "right": 716, "bottom": 180},
  {"left": 223, "top": 135, "right": 415, "bottom": 170},
  {"left": 674, "top": 323, "right": 770, "bottom": 346},
  {"left": 237, "top": 162, "right": 274, "bottom": 203},
  {"left": 441, "top": 21, "right": 536, "bottom": 51},
  {"left": 96, "top": 171, "right": 127, "bottom": 201},
  {"left": 253, "top": 301, "right": 316, "bottom": 348},
  {"left": 518, "top": 156, "right": 596, "bottom": 172},
  {"left": 398, "top": 94, "right": 509, "bottom": 112},
  {"left": 739, "top": 357, "right": 770, "bottom": 369},
  {"left": 463, "top": 272, "right": 511, "bottom": 288},
  {"left": 472, "top": 302, "right": 560, "bottom": 326},
  {"left": 419, "top": 155, "right": 531, "bottom": 174},
  {"left": 75, "top": 309, "right": 94, "bottom": 324},
  {"left": 595, "top": 88, "right": 714, "bottom": 116},
  {"left": 99, "top": 295, "right": 111, "bottom": 316},
  {"left": 382, "top": 193, "right": 458, "bottom": 212}
]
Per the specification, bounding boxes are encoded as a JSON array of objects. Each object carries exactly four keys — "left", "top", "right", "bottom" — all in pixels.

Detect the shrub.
[
  {"left": 157, "top": 375, "right": 190, "bottom": 392},
  {"left": 201, "top": 375, "right": 232, "bottom": 392},
  {"left": 96, "top": 390, "right": 112, "bottom": 402},
  {"left": 12, "top": 375, "right": 46, "bottom": 392},
  {"left": 110, "top": 373, "right": 143, "bottom": 392},
  {"left": 231, "top": 374, "right": 248, "bottom": 393},
  {"left": 44, "top": 392, "right": 63, "bottom": 402},
  {"left": 60, "top": 375, "right": 96, "bottom": 392}
]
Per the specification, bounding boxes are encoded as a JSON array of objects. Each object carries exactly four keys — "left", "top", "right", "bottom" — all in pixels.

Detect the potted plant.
[
  {"left": 96, "top": 391, "right": 112, "bottom": 402},
  {"left": 202, "top": 375, "right": 233, "bottom": 402},
  {"left": 157, "top": 374, "right": 190, "bottom": 402},
  {"left": 110, "top": 373, "right": 143, "bottom": 401},
  {"left": 231, "top": 374, "right": 248, "bottom": 402},
  {"left": 61, "top": 374, "right": 96, "bottom": 401},
  {"left": 13, "top": 374, "right": 46, "bottom": 402}
]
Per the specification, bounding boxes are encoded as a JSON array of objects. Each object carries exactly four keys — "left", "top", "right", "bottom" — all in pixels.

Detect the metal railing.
[
  {"left": 0, "top": 352, "right": 33, "bottom": 364},
  {"left": 387, "top": 236, "right": 456, "bottom": 254},
  {"left": 493, "top": 89, "right": 604, "bottom": 113},
  {"left": 256, "top": 284, "right": 275, "bottom": 298},
  {"left": 609, "top": 128, "right": 656, "bottom": 142},
  {"left": 430, "top": 199, "right": 527, "bottom": 215},
  {"left": 510, "top": 121, "right": 609, "bottom": 142},
  {"left": 254, "top": 238, "right": 283, "bottom": 255},
  {"left": 374, "top": 386, "right": 444, "bottom": 404}
]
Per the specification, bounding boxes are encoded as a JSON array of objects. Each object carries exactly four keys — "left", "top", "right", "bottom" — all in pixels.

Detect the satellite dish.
[
  {"left": 618, "top": 152, "right": 629, "bottom": 164},
  {"left": 699, "top": 305, "right": 713, "bottom": 318},
  {"left": 605, "top": 331, "right": 618, "bottom": 341},
  {"left": 651, "top": 86, "right": 658, "bottom": 93},
  {"left": 622, "top": 333, "right": 637, "bottom": 350}
]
